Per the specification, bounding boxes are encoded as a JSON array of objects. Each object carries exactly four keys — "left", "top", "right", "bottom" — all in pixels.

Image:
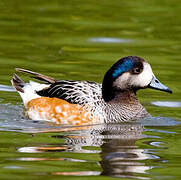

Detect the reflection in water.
[
  {"left": 53, "top": 171, "right": 100, "bottom": 176},
  {"left": 100, "top": 137, "right": 152, "bottom": 179},
  {"left": 151, "top": 101, "right": 181, "bottom": 108},
  {"left": 89, "top": 37, "right": 132, "bottom": 43},
  {"left": 99, "top": 124, "right": 153, "bottom": 179},
  {"left": 0, "top": 84, "right": 15, "bottom": 92},
  {"left": 17, "top": 123, "right": 155, "bottom": 179}
]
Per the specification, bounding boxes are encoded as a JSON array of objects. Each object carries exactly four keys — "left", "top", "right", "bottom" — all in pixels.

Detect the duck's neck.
[
  {"left": 105, "top": 90, "right": 149, "bottom": 122},
  {"left": 112, "top": 90, "right": 138, "bottom": 103}
]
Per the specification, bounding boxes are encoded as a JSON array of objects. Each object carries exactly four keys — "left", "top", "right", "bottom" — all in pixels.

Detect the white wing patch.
[{"left": 18, "top": 81, "right": 50, "bottom": 107}]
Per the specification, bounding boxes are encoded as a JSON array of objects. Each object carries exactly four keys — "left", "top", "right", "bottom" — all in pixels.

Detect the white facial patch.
[
  {"left": 130, "top": 62, "right": 153, "bottom": 88},
  {"left": 113, "top": 62, "right": 154, "bottom": 90},
  {"left": 113, "top": 72, "right": 131, "bottom": 89}
]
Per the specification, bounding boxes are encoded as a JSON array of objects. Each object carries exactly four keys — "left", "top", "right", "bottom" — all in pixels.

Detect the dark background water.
[{"left": 0, "top": 0, "right": 181, "bottom": 179}]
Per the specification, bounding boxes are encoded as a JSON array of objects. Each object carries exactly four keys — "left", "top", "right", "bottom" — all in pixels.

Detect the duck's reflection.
[
  {"left": 100, "top": 129, "right": 152, "bottom": 178},
  {"left": 91, "top": 124, "right": 152, "bottom": 178},
  {"left": 17, "top": 123, "right": 154, "bottom": 178}
]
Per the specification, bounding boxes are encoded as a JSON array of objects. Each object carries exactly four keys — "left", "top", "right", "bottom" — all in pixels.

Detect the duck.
[{"left": 11, "top": 56, "right": 172, "bottom": 125}]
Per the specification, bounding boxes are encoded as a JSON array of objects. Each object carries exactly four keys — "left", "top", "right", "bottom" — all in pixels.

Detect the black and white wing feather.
[
  {"left": 37, "top": 80, "right": 102, "bottom": 106},
  {"left": 15, "top": 68, "right": 103, "bottom": 106}
]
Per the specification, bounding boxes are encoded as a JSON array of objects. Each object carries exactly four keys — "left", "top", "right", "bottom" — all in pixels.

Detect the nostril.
[{"left": 155, "top": 79, "right": 159, "bottom": 83}]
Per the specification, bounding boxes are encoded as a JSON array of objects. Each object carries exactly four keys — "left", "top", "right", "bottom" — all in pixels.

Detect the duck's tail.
[
  {"left": 11, "top": 74, "right": 25, "bottom": 93},
  {"left": 15, "top": 68, "right": 56, "bottom": 84},
  {"left": 11, "top": 69, "right": 51, "bottom": 106}
]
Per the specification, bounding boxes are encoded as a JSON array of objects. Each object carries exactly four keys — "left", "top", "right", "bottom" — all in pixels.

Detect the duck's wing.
[
  {"left": 37, "top": 80, "right": 102, "bottom": 105},
  {"left": 15, "top": 68, "right": 102, "bottom": 106}
]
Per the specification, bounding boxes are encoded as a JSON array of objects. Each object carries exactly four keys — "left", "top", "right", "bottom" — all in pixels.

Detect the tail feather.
[
  {"left": 15, "top": 68, "right": 56, "bottom": 84},
  {"left": 11, "top": 74, "right": 25, "bottom": 93}
]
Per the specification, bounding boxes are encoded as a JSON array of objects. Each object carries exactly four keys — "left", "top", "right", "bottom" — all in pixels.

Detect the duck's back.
[{"left": 37, "top": 80, "right": 103, "bottom": 106}]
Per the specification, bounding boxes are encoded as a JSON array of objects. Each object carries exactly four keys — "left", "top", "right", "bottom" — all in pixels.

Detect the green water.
[{"left": 0, "top": 0, "right": 181, "bottom": 179}]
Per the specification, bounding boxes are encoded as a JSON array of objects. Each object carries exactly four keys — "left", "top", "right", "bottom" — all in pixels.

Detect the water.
[{"left": 0, "top": 0, "right": 181, "bottom": 179}]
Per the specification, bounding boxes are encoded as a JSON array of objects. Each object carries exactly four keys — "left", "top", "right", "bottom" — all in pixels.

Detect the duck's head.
[{"left": 102, "top": 56, "right": 172, "bottom": 102}]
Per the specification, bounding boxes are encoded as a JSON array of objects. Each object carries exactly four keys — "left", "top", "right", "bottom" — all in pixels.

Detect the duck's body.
[{"left": 11, "top": 56, "right": 172, "bottom": 125}]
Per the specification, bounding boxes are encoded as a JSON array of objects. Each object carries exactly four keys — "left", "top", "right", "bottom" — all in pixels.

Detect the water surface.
[{"left": 0, "top": 0, "right": 181, "bottom": 179}]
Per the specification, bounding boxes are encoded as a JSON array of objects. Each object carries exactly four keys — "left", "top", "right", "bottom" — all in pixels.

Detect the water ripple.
[
  {"left": 0, "top": 84, "right": 15, "bottom": 92},
  {"left": 151, "top": 101, "right": 181, "bottom": 108},
  {"left": 89, "top": 37, "right": 132, "bottom": 43}
]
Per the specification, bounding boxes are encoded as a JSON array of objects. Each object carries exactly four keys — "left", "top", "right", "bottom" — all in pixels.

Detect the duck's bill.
[{"left": 148, "top": 76, "right": 172, "bottom": 94}]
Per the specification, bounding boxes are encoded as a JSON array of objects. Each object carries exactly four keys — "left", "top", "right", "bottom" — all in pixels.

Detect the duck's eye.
[{"left": 132, "top": 68, "right": 141, "bottom": 74}]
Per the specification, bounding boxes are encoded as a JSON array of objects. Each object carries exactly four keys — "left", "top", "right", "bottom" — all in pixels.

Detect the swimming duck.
[{"left": 11, "top": 56, "right": 172, "bottom": 125}]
